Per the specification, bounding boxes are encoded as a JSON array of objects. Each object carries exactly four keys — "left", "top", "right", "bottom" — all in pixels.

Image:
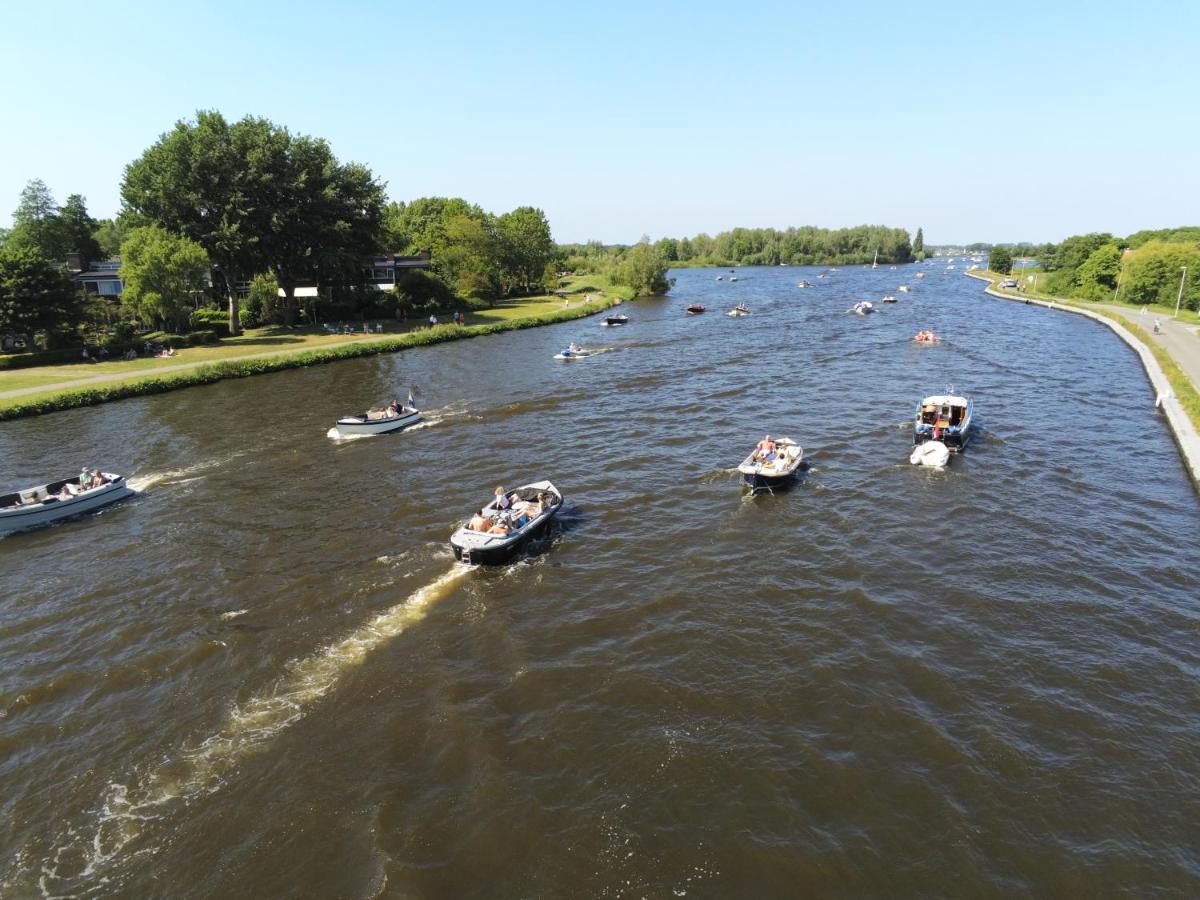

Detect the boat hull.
[
  {"left": 334, "top": 410, "right": 422, "bottom": 436},
  {"left": 741, "top": 470, "right": 799, "bottom": 491},
  {"left": 0, "top": 478, "right": 134, "bottom": 535}
]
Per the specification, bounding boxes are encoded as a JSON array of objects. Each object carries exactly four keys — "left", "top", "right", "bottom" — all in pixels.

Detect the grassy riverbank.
[
  {"left": 0, "top": 275, "right": 632, "bottom": 421},
  {"left": 972, "top": 270, "right": 1200, "bottom": 432}
]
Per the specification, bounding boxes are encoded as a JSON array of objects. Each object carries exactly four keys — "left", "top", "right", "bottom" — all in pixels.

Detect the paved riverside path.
[
  {"left": 0, "top": 336, "right": 391, "bottom": 401},
  {"left": 1092, "top": 304, "right": 1200, "bottom": 391}
]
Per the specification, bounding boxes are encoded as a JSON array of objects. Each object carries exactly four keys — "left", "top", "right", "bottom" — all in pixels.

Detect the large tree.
[
  {"left": 989, "top": 246, "right": 1013, "bottom": 275},
  {"left": 0, "top": 246, "right": 83, "bottom": 345},
  {"left": 1120, "top": 240, "right": 1200, "bottom": 311},
  {"left": 118, "top": 226, "right": 210, "bottom": 331},
  {"left": 496, "top": 206, "right": 555, "bottom": 295}
]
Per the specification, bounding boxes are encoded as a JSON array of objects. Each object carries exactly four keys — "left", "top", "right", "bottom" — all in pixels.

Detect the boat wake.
[
  {"left": 22, "top": 563, "right": 472, "bottom": 897},
  {"left": 125, "top": 452, "right": 250, "bottom": 492}
]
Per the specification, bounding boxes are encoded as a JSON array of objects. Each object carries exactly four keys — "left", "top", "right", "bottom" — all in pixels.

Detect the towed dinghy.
[
  {"left": 450, "top": 480, "right": 564, "bottom": 565},
  {"left": 910, "top": 441, "right": 950, "bottom": 468},
  {"left": 0, "top": 472, "right": 134, "bottom": 535}
]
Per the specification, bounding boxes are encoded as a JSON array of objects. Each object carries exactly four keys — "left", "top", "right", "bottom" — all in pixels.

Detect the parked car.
[{"left": 1000, "top": 279, "right": 1019, "bottom": 288}]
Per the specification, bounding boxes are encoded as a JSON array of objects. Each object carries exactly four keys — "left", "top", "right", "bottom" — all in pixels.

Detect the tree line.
[
  {"left": 989, "top": 229, "right": 1199, "bottom": 311},
  {"left": 2, "top": 110, "right": 633, "bottom": 352},
  {"left": 637, "top": 224, "right": 920, "bottom": 268}
]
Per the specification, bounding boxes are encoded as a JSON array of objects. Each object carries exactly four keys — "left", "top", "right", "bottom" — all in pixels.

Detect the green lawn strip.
[{"left": 0, "top": 294, "right": 622, "bottom": 421}]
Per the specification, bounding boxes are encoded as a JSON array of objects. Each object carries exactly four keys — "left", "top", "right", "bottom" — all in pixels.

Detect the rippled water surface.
[{"left": 2, "top": 266, "right": 1198, "bottom": 897}]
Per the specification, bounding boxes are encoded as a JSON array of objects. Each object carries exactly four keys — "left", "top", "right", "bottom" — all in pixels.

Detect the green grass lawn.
[
  {"left": 0, "top": 274, "right": 629, "bottom": 411},
  {"left": 0, "top": 275, "right": 629, "bottom": 397}
]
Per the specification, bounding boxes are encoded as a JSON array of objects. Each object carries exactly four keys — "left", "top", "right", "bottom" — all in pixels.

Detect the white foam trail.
[
  {"left": 32, "top": 564, "right": 471, "bottom": 894},
  {"left": 126, "top": 450, "right": 251, "bottom": 492},
  {"left": 218, "top": 609, "right": 247, "bottom": 621}
]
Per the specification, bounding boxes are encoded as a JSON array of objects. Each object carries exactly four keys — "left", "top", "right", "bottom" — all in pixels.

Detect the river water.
[{"left": 2, "top": 265, "right": 1198, "bottom": 897}]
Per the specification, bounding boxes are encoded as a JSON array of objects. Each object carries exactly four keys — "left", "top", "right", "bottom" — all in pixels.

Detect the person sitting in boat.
[
  {"left": 487, "top": 520, "right": 510, "bottom": 536},
  {"left": 754, "top": 435, "right": 777, "bottom": 462},
  {"left": 89, "top": 469, "right": 106, "bottom": 488},
  {"left": 468, "top": 513, "right": 493, "bottom": 532},
  {"left": 493, "top": 487, "right": 511, "bottom": 510},
  {"left": 385, "top": 399, "right": 401, "bottom": 418},
  {"left": 79, "top": 466, "right": 92, "bottom": 489}
]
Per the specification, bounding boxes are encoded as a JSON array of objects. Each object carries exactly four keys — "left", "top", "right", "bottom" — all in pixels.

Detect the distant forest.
[{"left": 610, "top": 225, "right": 918, "bottom": 268}]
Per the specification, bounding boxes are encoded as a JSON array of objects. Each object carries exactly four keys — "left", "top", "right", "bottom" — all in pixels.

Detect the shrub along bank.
[{"left": 0, "top": 296, "right": 620, "bottom": 421}]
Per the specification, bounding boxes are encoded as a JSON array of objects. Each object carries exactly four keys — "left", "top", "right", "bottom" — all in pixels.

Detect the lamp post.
[{"left": 1174, "top": 266, "right": 1188, "bottom": 319}]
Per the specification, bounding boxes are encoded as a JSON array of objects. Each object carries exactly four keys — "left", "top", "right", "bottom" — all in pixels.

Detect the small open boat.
[
  {"left": 450, "top": 480, "right": 564, "bottom": 565},
  {"left": 686, "top": 304, "right": 706, "bottom": 315},
  {"left": 882, "top": 295, "right": 897, "bottom": 303},
  {"left": 915, "top": 271, "right": 926, "bottom": 279},
  {"left": 914, "top": 330, "right": 940, "bottom": 344},
  {"left": 715, "top": 275, "right": 723, "bottom": 281},
  {"left": 914, "top": 392, "right": 973, "bottom": 454},
  {"left": 852, "top": 301, "right": 874, "bottom": 315},
  {"left": 899, "top": 284, "right": 911, "bottom": 293},
  {"left": 729, "top": 276, "right": 739, "bottom": 282},
  {"left": 727, "top": 304, "right": 749, "bottom": 317},
  {"left": 1, "top": 472, "right": 134, "bottom": 535},
  {"left": 603, "top": 314, "right": 629, "bottom": 326},
  {"left": 797, "top": 280, "right": 812, "bottom": 288},
  {"left": 737, "top": 438, "right": 805, "bottom": 491},
  {"left": 554, "top": 343, "right": 592, "bottom": 360},
  {"left": 334, "top": 400, "right": 421, "bottom": 436}
]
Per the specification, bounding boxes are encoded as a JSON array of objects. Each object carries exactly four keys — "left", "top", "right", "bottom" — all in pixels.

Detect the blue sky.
[{"left": 2, "top": 0, "right": 1196, "bottom": 246}]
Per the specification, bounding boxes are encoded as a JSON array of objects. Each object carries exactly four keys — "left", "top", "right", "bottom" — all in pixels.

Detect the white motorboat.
[
  {"left": 899, "top": 284, "right": 911, "bottom": 293},
  {"left": 915, "top": 272, "right": 926, "bottom": 279},
  {"left": 334, "top": 400, "right": 421, "bottom": 436},
  {"left": 715, "top": 275, "right": 723, "bottom": 281},
  {"left": 450, "top": 480, "right": 564, "bottom": 565},
  {"left": 729, "top": 276, "right": 739, "bottom": 282},
  {"left": 738, "top": 437, "right": 805, "bottom": 491},
  {"left": 882, "top": 295, "right": 897, "bottom": 303},
  {"left": 914, "top": 392, "right": 973, "bottom": 453},
  {"left": 727, "top": 304, "right": 749, "bottom": 317},
  {"left": 797, "top": 280, "right": 813, "bottom": 288},
  {"left": 910, "top": 441, "right": 951, "bottom": 468},
  {"left": 852, "top": 301, "right": 875, "bottom": 315},
  {"left": 0, "top": 472, "right": 134, "bottom": 535}
]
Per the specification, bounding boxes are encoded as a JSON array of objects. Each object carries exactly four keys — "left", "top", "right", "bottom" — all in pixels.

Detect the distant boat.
[
  {"left": 729, "top": 276, "right": 739, "bottom": 282},
  {"left": 603, "top": 314, "right": 628, "bottom": 326},
  {"left": 686, "top": 304, "right": 706, "bottom": 315},
  {"left": 727, "top": 303, "right": 749, "bottom": 317},
  {"left": 914, "top": 330, "right": 940, "bottom": 344},
  {"left": 871, "top": 251, "right": 879, "bottom": 269},
  {"left": 882, "top": 295, "right": 897, "bottom": 303},
  {"left": 915, "top": 271, "right": 926, "bottom": 279},
  {"left": 797, "top": 280, "right": 812, "bottom": 288},
  {"left": 554, "top": 343, "right": 593, "bottom": 359},
  {"left": 715, "top": 275, "right": 723, "bottom": 281},
  {"left": 899, "top": 284, "right": 911, "bottom": 293},
  {"left": 852, "top": 301, "right": 874, "bottom": 315}
]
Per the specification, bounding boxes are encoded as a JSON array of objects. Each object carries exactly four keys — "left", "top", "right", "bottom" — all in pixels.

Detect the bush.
[
  {"left": 189, "top": 307, "right": 232, "bottom": 337},
  {"left": 0, "top": 347, "right": 85, "bottom": 369},
  {"left": 186, "top": 330, "right": 219, "bottom": 345},
  {"left": 142, "top": 331, "right": 187, "bottom": 346},
  {"left": 392, "top": 269, "right": 455, "bottom": 312}
]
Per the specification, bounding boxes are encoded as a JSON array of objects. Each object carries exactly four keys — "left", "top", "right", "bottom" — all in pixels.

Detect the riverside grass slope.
[
  {"left": 971, "top": 270, "right": 1200, "bottom": 435},
  {"left": 0, "top": 281, "right": 630, "bottom": 422}
]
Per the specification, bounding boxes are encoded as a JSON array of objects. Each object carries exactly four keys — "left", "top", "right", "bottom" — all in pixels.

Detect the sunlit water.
[{"left": 2, "top": 265, "right": 1198, "bottom": 897}]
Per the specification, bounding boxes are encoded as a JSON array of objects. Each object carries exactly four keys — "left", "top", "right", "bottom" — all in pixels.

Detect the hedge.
[{"left": 0, "top": 296, "right": 619, "bottom": 421}]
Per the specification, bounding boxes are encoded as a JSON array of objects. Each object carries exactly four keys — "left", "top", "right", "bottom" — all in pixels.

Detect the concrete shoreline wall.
[{"left": 966, "top": 271, "right": 1200, "bottom": 491}]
